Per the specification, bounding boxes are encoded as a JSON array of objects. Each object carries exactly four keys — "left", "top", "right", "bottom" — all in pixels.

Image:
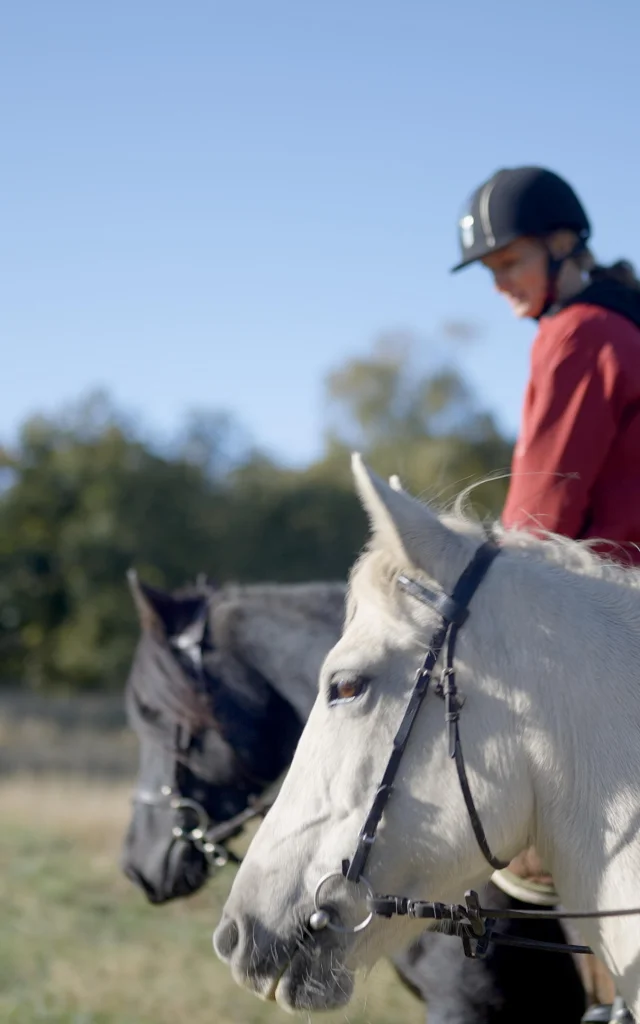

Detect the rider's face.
[{"left": 482, "top": 238, "right": 548, "bottom": 319}]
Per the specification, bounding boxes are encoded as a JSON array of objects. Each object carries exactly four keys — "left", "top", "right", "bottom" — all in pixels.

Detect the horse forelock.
[
  {"left": 127, "top": 623, "right": 292, "bottom": 742},
  {"left": 346, "top": 543, "right": 405, "bottom": 626},
  {"left": 127, "top": 633, "right": 216, "bottom": 735}
]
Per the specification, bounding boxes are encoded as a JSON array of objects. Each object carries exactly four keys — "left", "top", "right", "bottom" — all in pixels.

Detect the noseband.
[
  {"left": 310, "top": 539, "right": 640, "bottom": 959},
  {"left": 131, "top": 716, "right": 277, "bottom": 871},
  {"left": 132, "top": 773, "right": 274, "bottom": 869}
]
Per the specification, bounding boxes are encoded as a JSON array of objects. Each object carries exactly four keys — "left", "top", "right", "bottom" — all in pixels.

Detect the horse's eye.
[{"left": 328, "top": 674, "right": 369, "bottom": 706}]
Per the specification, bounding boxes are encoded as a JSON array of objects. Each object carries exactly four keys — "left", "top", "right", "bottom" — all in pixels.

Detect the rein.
[{"left": 309, "top": 539, "right": 640, "bottom": 959}]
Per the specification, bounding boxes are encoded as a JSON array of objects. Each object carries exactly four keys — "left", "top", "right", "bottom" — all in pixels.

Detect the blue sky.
[{"left": 3, "top": 0, "right": 639, "bottom": 465}]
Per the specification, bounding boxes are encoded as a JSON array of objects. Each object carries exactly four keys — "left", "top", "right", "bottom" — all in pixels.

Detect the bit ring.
[{"left": 310, "top": 871, "right": 374, "bottom": 934}]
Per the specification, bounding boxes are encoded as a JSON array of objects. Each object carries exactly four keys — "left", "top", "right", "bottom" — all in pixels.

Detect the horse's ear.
[
  {"left": 351, "top": 453, "right": 467, "bottom": 579},
  {"left": 127, "top": 569, "right": 165, "bottom": 634},
  {"left": 127, "top": 569, "right": 212, "bottom": 651}
]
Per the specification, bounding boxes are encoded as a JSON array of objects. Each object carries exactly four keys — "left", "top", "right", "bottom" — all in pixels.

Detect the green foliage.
[
  {"left": 321, "top": 332, "right": 512, "bottom": 515},
  {"left": 0, "top": 333, "right": 513, "bottom": 690},
  {"left": 0, "top": 394, "right": 228, "bottom": 689}
]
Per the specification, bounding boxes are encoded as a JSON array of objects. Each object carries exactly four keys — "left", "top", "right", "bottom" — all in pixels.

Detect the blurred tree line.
[{"left": 0, "top": 332, "right": 512, "bottom": 691}]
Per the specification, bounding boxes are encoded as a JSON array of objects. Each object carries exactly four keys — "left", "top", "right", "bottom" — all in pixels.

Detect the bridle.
[
  {"left": 131, "top": 718, "right": 279, "bottom": 871},
  {"left": 132, "top": 757, "right": 275, "bottom": 869},
  {"left": 309, "top": 539, "right": 640, "bottom": 959},
  {"left": 130, "top": 615, "right": 278, "bottom": 874}
]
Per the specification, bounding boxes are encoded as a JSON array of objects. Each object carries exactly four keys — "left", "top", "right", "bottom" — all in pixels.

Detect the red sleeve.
[{"left": 502, "top": 321, "right": 618, "bottom": 538}]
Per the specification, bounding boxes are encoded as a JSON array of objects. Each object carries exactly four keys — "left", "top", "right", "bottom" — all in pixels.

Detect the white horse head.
[{"left": 214, "top": 455, "right": 640, "bottom": 1015}]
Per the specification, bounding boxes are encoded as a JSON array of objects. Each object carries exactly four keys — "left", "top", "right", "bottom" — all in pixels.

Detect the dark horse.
[
  {"left": 121, "top": 572, "right": 341, "bottom": 902},
  {"left": 121, "top": 572, "right": 611, "bottom": 1023}
]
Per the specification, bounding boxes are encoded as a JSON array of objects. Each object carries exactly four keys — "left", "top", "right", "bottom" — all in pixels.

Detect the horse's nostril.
[{"left": 213, "top": 917, "right": 239, "bottom": 961}]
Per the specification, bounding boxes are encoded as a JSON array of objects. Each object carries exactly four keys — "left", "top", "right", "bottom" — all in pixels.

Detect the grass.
[{"left": 0, "top": 775, "right": 425, "bottom": 1024}]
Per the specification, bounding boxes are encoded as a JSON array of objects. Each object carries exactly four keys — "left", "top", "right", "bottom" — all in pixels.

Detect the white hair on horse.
[
  {"left": 214, "top": 455, "right": 640, "bottom": 1017},
  {"left": 348, "top": 516, "right": 640, "bottom": 621}
]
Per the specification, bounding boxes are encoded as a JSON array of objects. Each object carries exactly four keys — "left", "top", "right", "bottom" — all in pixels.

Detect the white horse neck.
[{"left": 478, "top": 552, "right": 640, "bottom": 1011}]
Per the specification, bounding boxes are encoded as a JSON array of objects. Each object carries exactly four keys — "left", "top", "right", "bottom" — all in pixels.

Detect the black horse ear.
[
  {"left": 127, "top": 569, "right": 167, "bottom": 635},
  {"left": 127, "top": 569, "right": 211, "bottom": 649}
]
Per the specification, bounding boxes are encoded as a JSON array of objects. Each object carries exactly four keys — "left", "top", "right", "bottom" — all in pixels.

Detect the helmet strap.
[{"left": 537, "top": 238, "right": 588, "bottom": 319}]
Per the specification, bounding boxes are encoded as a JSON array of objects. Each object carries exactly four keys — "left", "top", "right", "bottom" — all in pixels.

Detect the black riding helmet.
[{"left": 451, "top": 166, "right": 591, "bottom": 273}]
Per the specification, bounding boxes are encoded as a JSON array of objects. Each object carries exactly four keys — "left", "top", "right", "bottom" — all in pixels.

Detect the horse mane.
[
  {"left": 449, "top": 479, "right": 640, "bottom": 585},
  {"left": 348, "top": 502, "right": 640, "bottom": 622},
  {"left": 481, "top": 519, "right": 640, "bottom": 586}
]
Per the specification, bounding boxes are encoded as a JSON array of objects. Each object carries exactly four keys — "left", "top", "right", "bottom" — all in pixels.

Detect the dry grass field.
[{"left": 1, "top": 693, "right": 425, "bottom": 1023}]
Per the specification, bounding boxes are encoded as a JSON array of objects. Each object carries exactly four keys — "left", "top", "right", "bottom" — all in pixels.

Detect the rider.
[{"left": 453, "top": 165, "right": 640, "bottom": 1020}]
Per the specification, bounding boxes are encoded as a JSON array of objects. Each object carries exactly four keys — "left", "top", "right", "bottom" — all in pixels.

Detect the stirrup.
[
  {"left": 581, "top": 999, "right": 634, "bottom": 1024},
  {"left": 610, "top": 996, "right": 634, "bottom": 1023},
  {"left": 582, "top": 1007, "right": 613, "bottom": 1023}
]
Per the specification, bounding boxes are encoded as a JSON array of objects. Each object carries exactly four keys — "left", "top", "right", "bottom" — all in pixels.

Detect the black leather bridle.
[
  {"left": 310, "top": 540, "right": 640, "bottom": 960},
  {"left": 130, "top": 619, "right": 278, "bottom": 873},
  {"left": 132, "top": 740, "right": 275, "bottom": 871},
  {"left": 344, "top": 541, "right": 505, "bottom": 887}
]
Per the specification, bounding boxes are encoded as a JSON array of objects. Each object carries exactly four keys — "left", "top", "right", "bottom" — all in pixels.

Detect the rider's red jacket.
[{"left": 502, "top": 282, "right": 640, "bottom": 565}]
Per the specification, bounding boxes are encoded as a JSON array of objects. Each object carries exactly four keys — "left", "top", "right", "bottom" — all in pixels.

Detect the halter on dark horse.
[
  {"left": 122, "top": 575, "right": 300, "bottom": 902},
  {"left": 129, "top": 600, "right": 280, "bottom": 871},
  {"left": 133, "top": 773, "right": 275, "bottom": 871}
]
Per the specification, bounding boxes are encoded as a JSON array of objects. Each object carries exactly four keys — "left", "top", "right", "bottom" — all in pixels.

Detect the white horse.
[{"left": 214, "top": 454, "right": 640, "bottom": 1017}]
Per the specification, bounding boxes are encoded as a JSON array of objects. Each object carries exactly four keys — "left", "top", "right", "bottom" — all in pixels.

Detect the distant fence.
[{"left": 0, "top": 689, "right": 138, "bottom": 777}]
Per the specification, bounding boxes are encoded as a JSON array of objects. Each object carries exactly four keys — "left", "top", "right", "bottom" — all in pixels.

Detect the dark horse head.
[{"left": 121, "top": 572, "right": 302, "bottom": 904}]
